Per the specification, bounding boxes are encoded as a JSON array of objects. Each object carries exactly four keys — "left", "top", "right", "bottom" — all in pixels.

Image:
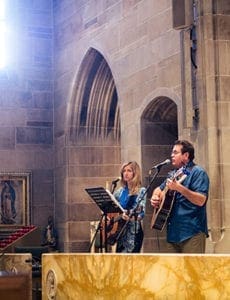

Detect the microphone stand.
[
  {"left": 88, "top": 213, "right": 105, "bottom": 253},
  {"left": 147, "top": 166, "right": 164, "bottom": 252}
]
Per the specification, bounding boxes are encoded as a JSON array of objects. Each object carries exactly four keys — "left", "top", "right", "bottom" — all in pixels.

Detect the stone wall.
[
  {"left": 0, "top": 1, "right": 229, "bottom": 253},
  {"left": 53, "top": 0, "right": 230, "bottom": 253},
  {"left": 53, "top": 0, "right": 184, "bottom": 252},
  {"left": 0, "top": 1, "right": 54, "bottom": 227}
]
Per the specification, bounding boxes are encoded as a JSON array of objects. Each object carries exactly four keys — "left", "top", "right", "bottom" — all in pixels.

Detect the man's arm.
[{"left": 166, "top": 179, "right": 207, "bottom": 206}]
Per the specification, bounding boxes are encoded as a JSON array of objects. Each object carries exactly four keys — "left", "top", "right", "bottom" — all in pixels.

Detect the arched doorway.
[{"left": 141, "top": 96, "right": 178, "bottom": 252}]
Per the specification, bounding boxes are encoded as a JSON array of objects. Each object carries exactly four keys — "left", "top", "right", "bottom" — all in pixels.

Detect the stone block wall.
[
  {"left": 0, "top": 1, "right": 54, "bottom": 227},
  {"left": 0, "top": 0, "right": 229, "bottom": 254},
  {"left": 52, "top": 0, "right": 230, "bottom": 253}
]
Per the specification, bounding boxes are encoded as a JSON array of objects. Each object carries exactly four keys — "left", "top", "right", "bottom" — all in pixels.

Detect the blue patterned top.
[{"left": 113, "top": 186, "right": 146, "bottom": 252}]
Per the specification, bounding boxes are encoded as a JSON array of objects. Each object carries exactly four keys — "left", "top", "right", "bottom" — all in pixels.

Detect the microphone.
[
  {"left": 150, "top": 159, "right": 171, "bottom": 170},
  {"left": 112, "top": 177, "right": 121, "bottom": 184}
]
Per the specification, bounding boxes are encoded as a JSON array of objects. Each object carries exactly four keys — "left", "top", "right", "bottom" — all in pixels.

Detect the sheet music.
[
  {"left": 85, "top": 187, "right": 125, "bottom": 213},
  {"left": 105, "top": 189, "right": 125, "bottom": 213}
]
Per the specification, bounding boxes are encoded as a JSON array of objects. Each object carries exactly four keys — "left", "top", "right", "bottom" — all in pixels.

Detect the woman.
[{"left": 113, "top": 161, "right": 146, "bottom": 253}]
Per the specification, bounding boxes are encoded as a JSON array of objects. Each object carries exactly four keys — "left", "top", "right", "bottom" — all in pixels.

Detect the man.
[{"left": 151, "top": 140, "right": 209, "bottom": 253}]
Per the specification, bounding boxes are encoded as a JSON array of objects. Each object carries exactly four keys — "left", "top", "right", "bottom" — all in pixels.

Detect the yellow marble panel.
[{"left": 42, "top": 254, "right": 230, "bottom": 300}]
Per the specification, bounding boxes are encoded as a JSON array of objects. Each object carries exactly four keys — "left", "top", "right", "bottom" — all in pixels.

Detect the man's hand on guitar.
[
  {"left": 151, "top": 194, "right": 161, "bottom": 208},
  {"left": 166, "top": 178, "right": 181, "bottom": 191},
  {"left": 151, "top": 187, "right": 163, "bottom": 208}
]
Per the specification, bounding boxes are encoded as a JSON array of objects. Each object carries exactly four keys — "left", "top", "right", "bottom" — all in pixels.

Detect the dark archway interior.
[
  {"left": 141, "top": 97, "right": 178, "bottom": 252},
  {"left": 141, "top": 97, "right": 178, "bottom": 178}
]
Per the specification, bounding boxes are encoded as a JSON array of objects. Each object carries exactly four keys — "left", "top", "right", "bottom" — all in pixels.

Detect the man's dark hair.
[{"left": 174, "top": 140, "right": 195, "bottom": 161}]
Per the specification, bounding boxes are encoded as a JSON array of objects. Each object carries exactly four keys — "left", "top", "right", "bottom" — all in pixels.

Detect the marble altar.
[{"left": 42, "top": 253, "right": 230, "bottom": 300}]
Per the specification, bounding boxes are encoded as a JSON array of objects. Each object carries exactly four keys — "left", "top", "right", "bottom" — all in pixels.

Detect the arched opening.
[
  {"left": 69, "top": 48, "right": 120, "bottom": 143},
  {"left": 64, "top": 48, "right": 121, "bottom": 252},
  {"left": 141, "top": 96, "right": 178, "bottom": 252}
]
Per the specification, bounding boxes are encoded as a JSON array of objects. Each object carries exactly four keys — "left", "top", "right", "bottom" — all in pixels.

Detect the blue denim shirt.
[
  {"left": 160, "top": 161, "right": 209, "bottom": 243},
  {"left": 113, "top": 186, "right": 146, "bottom": 219}
]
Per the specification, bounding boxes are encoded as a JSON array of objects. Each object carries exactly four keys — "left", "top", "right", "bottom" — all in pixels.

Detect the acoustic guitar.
[
  {"left": 103, "top": 203, "right": 143, "bottom": 245},
  {"left": 105, "top": 212, "right": 126, "bottom": 245},
  {"left": 150, "top": 166, "right": 187, "bottom": 231}
]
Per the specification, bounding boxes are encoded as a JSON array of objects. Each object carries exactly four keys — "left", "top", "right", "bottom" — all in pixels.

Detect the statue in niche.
[
  {"left": 1, "top": 181, "right": 16, "bottom": 224},
  {"left": 41, "top": 215, "right": 58, "bottom": 251}
]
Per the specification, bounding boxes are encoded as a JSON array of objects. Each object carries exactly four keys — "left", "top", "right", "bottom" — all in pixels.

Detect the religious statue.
[{"left": 41, "top": 216, "right": 58, "bottom": 251}]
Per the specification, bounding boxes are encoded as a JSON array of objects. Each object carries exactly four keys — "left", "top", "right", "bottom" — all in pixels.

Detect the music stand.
[{"left": 85, "top": 187, "right": 124, "bottom": 252}]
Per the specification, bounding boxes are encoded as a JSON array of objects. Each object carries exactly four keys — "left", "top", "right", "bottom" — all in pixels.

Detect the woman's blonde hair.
[{"left": 120, "top": 161, "right": 142, "bottom": 194}]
